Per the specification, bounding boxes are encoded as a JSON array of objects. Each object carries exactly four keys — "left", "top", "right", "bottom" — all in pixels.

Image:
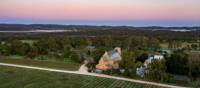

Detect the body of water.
[{"left": 0, "top": 29, "right": 76, "bottom": 33}]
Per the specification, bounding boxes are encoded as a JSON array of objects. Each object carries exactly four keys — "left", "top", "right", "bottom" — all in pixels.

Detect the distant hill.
[
  {"left": 0, "top": 24, "right": 199, "bottom": 31},
  {"left": 0, "top": 24, "right": 199, "bottom": 40}
]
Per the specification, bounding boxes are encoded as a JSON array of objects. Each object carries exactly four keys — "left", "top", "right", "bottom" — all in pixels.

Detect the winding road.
[
  {"left": 0, "top": 62, "right": 188, "bottom": 88},
  {"left": 78, "top": 64, "right": 89, "bottom": 73}
]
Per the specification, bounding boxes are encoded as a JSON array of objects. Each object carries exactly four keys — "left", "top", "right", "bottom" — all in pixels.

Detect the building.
[
  {"left": 136, "top": 66, "right": 145, "bottom": 77},
  {"left": 136, "top": 54, "right": 164, "bottom": 76},
  {"left": 96, "top": 47, "right": 122, "bottom": 70},
  {"left": 144, "top": 54, "right": 164, "bottom": 67}
]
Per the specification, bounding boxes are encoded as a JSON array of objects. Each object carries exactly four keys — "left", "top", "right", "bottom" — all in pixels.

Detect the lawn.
[
  {"left": 0, "top": 66, "right": 164, "bottom": 88},
  {"left": 160, "top": 42, "right": 199, "bottom": 49},
  {"left": 21, "top": 40, "right": 35, "bottom": 45},
  {"left": 0, "top": 58, "right": 80, "bottom": 71}
]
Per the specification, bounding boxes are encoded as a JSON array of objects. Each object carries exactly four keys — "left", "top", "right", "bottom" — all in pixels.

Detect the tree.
[
  {"left": 62, "top": 37, "right": 71, "bottom": 57},
  {"left": 113, "top": 40, "right": 122, "bottom": 48},
  {"left": 191, "top": 44, "right": 198, "bottom": 50},
  {"left": 32, "top": 39, "right": 49, "bottom": 55},
  {"left": 3, "top": 39, "right": 25, "bottom": 55},
  {"left": 91, "top": 47, "right": 105, "bottom": 64},
  {"left": 166, "top": 50, "right": 189, "bottom": 75},
  {"left": 47, "top": 37, "right": 61, "bottom": 52},
  {"left": 27, "top": 45, "right": 39, "bottom": 59},
  {"left": 147, "top": 37, "right": 160, "bottom": 50},
  {"left": 199, "top": 42, "right": 200, "bottom": 50},
  {"left": 119, "top": 50, "right": 136, "bottom": 77},
  {"left": 0, "top": 41, "right": 3, "bottom": 55},
  {"left": 122, "top": 37, "right": 132, "bottom": 50},
  {"left": 188, "top": 52, "right": 200, "bottom": 78},
  {"left": 190, "top": 78, "right": 200, "bottom": 88},
  {"left": 19, "top": 43, "right": 30, "bottom": 56},
  {"left": 145, "top": 59, "right": 171, "bottom": 82},
  {"left": 136, "top": 53, "right": 148, "bottom": 63},
  {"left": 129, "top": 37, "right": 140, "bottom": 50},
  {"left": 120, "top": 51, "right": 136, "bottom": 69},
  {"left": 103, "top": 36, "right": 113, "bottom": 49},
  {"left": 70, "top": 51, "right": 83, "bottom": 63},
  {"left": 71, "top": 36, "right": 91, "bottom": 49},
  {"left": 168, "top": 41, "right": 183, "bottom": 50}
]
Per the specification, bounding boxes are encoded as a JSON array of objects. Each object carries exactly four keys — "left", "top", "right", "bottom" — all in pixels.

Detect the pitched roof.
[{"left": 102, "top": 50, "right": 121, "bottom": 61}]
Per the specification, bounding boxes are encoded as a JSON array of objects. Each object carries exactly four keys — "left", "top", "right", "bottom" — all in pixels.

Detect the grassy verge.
[
  {"left": 0, "top": 57, "right": 80, "bottom": 71},
  {"left": 0, "top": 66, "right": 164, "bottom": 88}
]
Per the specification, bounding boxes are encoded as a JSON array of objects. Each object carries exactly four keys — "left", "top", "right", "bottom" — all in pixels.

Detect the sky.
[{"left": 0, "top": 0, "right": 200, "bottom": 26}]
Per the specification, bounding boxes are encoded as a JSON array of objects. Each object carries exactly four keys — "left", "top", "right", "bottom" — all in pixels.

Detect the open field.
[
  {"left": 0, "top": 58, "right": 80, "bottom": 71},
  {"left": 21, "top": 40, "right": 35, "bottom": 45},
  {"left": 0, "top": 66, "right": 164, "bottom": 88},
  {"left": 160, "top": 42, "right": 199, "bottom": 49}
]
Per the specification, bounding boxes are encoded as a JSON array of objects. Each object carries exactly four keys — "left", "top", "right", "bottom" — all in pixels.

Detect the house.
[
  {"left": 137, "top": 54, "right": 164, "bottom": 66},
  {"left": 144, "top": 54, "right": 164, "bottom": 67},
  {"left": 87, "top": 45, "right": 96, "bottom": 49},
  {"left": 136, "top": 54, "right": 164, "bottom": 76},
  {"left": 136, "top": 66, "right": 145, "bottom": 77},
  {"left": 96, "top": 47, "right": 122, "bottom": 71}
]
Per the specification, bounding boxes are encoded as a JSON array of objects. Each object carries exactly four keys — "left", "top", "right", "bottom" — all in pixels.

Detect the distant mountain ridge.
[{"left": 0, "top": 24, "right": 199, "bottom": 33}]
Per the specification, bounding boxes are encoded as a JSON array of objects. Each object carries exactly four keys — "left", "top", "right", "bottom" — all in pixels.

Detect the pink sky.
[{"left": 0, "top": 0, "right": 200, "bottom": 26}]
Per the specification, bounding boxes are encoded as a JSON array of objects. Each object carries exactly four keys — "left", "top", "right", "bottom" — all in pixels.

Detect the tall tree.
[
  {"left": 188, "top": 52, "right": 200, "bottom": 78},
  {"left": 145, "top": 59, "right": 171, "bottom": 82},
  {"left": 62, "top": 37, "right": 71, "bottom": 57},
  {"left": 166, "top": 50, "right": 189, "bottom": 75},
  {"left": 103, "top": 36, "right": 113, "bottom": 49},
  {"left": 119, "top": 50, "right": 136, "bottom": 77}
]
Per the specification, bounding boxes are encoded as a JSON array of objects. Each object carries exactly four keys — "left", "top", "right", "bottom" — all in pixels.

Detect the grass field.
[
  {"left": 160, "top": 42, "right": 199, "bottom": 49},
  {"left": 0, "top": 58, "right": 80, "bottom": 71},
  {"left": 0, "top": 66, "right": 164, "bottom": 88},
  {"left": 21, "top": 40, "right": 35, "bottom": 45}
]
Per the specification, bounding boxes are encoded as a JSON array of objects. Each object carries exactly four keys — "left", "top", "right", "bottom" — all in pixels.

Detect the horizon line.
[{"left": 0, "top": 23, "right": 200, "bottom": 28}]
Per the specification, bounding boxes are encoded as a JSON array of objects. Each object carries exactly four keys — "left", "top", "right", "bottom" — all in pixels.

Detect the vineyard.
[
  {"left": 0, "top": 66, "right": 164, "bottom": 88},
  {"left": 0, "top": 58, "right": 80, "bottom": 71}
]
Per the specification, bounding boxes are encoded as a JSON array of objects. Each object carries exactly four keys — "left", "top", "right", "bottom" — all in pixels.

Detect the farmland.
[
  {"left": 0, "top": 66, "right": 163, "bottom": 88},
  {"left": 0, "top": 58, "right": 80, "bottom": 71},
  {"left": 0, "top": 24, "right": 199, "bottom": 87}
]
